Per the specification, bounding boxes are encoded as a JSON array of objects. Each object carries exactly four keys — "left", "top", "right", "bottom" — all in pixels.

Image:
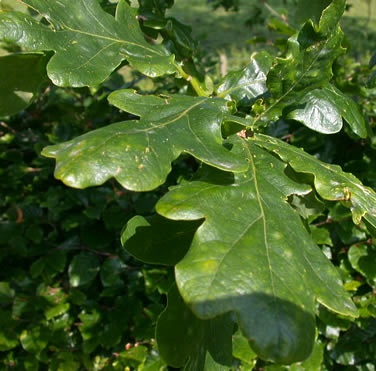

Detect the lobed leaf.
[
  {"left": 156, "top": 141, "right": 357, "bottom": 364},
  {"left": 42, "top": 90, "right": 249, "bottom": 190},
  {"left": 253, "top": 134, "right": 376, "bottom": 231},
  {"left": 0, "top": 0, "right": 176, "bottom": 87},
  {"left": 259, "top": 0, "right": 346, "bottom": 127}
]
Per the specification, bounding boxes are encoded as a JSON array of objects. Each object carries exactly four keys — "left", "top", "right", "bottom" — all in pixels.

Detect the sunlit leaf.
[
  {"left": 0, "top": 0, "right": 176, "bottom": 86},
  {"left": 253, "top": 134, "right": 376, "bottom": 230},
  {"left": 157, "top": 142, "right": 357, "bottom": 363},
  {"left": 288, "top": 85, "right": 367, "bottom": 137},
  {"left": 217, "top": 51, "right": 273, "bottom": 105},
  {"left": 42, "top": 90, "right": 249, "bottom": 190},
  {"left": 259, "top": 0, "right": 346, "bottom": 125}
]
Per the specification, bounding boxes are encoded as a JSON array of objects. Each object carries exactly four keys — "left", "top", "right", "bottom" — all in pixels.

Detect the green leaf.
[
  {"left": 253, "top": 134, "right": 376, "bottom": 230},
  {"left": 157, "top": 143, "right": 357, "bottom": 364},
  {"left": 287, "top": 89, "right": 343, "bottom": 134},
  {"left": 217, "top": 51, "right": 273, "bottom": 105},
  {"left": 100, "top": 257, "right": 125, "bottom": 287},
  {"left": 295, "top": 0, "right": 346, "bottom": 34},
  {"left": 45, "top": 302, "right": 70, "bottom": 320},
  {"left": 0, "top": 53, "right": 49, "bottom": 116},
  {"left": 42, "top": 91, "right": 249, "bottom": 190},
  {"left": 369, "top": 50, "right": 376, "bottom": 69},
  {"left": 260, "top": 0, "right": 345, "bottom": 125},
  {"left": 348, "top": 244, "right": 376, "bottom": 286},
  {"left": 0, "top": 309, "right": 18, "bottom": 351},
  {"left": 120, "top": 346, "right": 149, "bottom": 369},
  {"left": 232, "top": 329, "right": 258, "bottom": 367},
  {"left": 68, "top": 252, "right": 100, "bottom": 287},
  {"left": 0, "top": 0, "right": 176, "bottom": 87},
  {"left": 121, "top": 214, "right": 201, "bottom": 266},
  {"left": 294, "top": 0, "right": 333, "bottom": 25},
  {"left": 20, "top": 326, "right": 49, "bottom": 353},
  {"left": 323, "top": 85, "right": 367, "bottom": 138},
  {"left": 288, "top": 85, "right": 367, "bottom": 137},
  {"left": 0, "top": 0, "right": 28, "bottom": 12},
  {"left": 0, "top": 282, "right": 15, "bottom": 303},
  {"left": 156, "top": 284, "right": 233, "bottom": 369}
]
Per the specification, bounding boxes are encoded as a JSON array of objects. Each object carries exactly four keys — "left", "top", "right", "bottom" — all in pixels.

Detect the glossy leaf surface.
[
  {"left": 0, "top": 0, "right": 176, "bottom": 86},
  {"left": 260, "top": 0, "right": 346, "bottom": 125},
  {"left": 156, "top": 143, "right": 358, "bottom": 364},
  {"left": 288, "top": 85, "right": 367, "bottom": 137},
  {"left": 253, "top": 134, "right": 376, "bottom": 229},
  {"left": 42, "top": 90, "right": 249, "bottom": 190}
]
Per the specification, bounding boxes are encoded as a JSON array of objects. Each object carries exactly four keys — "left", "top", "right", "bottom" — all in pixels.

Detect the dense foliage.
[{"left": 0, "top": 0, "right": 375, "bottom": 369}]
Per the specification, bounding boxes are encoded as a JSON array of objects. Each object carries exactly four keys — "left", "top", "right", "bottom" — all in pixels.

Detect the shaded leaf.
[
  {"left": 42, "top": 91, "right": 249, "bottom": 191},
  {"left": 156, "top": 284, "right": 233, "bottom": 369},
  {"left": 100, "top": 257, "right": 125, "bottom": 287},
  {"left": 253, "top": 134, "right": 376, "bottom": 231},
  {"left": 369, "top": 50, "right": 376, "bottom": 69},
  {"left": 157, "top": 143, "right": 357, "bottom": 363},
  {"left": 294, "top": 0, "right": 333, "bottom": 25},
  {"left": 348, "top": 244, "right": 376, "bottom": 286},
  {"left": 68, "top": 252, "right": 100, "bottom": 287},
  {"left": 121, "top": 214, "right": 201, "bottom": 266},
  {"left": 0, "top": 282, "right": 15, "bottom": 303},
  {"left": 0, "top": 309, "right": 18, "bottom": 351},
  {"left": 289, "top": 342, "right": 325, "bottom": 371},
  {"left": 0, "top": 0, "right": 176, "bottom": 87},
  {"left": 0, "top": 53, "right": 49, "bottom": 116}
]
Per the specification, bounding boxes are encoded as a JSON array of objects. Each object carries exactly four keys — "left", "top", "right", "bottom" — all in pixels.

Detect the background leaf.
[
  {"left": 68, "top": 252, "right": 100, "bottom": 287},
  {"left": 348, "top": 244, "right": 376, "bottom": 286}
]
